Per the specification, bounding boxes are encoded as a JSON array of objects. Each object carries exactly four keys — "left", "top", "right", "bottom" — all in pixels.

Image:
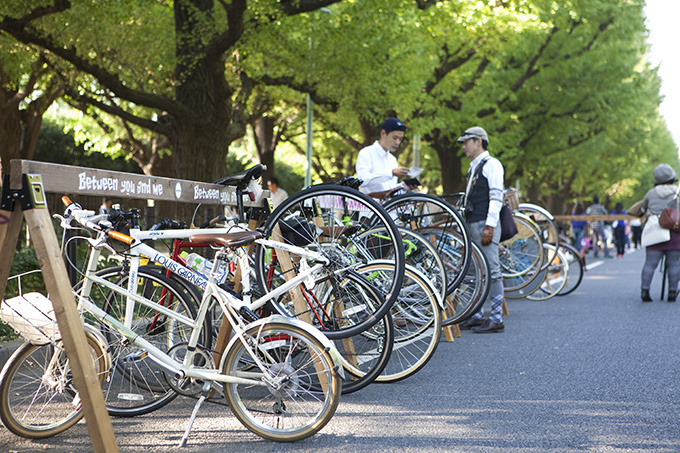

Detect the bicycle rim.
[
  {"left": 222, "top": 321, "right": 341, "bottom": 442},
  {"left": 255, "top": 184, "right": 405, "bottom": 335},
  {"left": 0, "top": 333, "right": 107, "bottom": 439}
]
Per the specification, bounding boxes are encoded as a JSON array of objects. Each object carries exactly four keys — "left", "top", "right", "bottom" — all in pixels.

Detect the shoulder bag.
[
  {"left": 641, "top": 214, "right": 671, "bottom": 247},
  {"left": 499, "top": 204, "right": 518, "bottom": 242},
  {"left": 659, "top": 190, "right": 680, "bottom": 232}
]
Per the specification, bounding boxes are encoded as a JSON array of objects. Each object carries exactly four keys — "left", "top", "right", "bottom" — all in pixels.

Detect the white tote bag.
[{"left": 641, "top": 215, "right": 671, "bottom": 247}]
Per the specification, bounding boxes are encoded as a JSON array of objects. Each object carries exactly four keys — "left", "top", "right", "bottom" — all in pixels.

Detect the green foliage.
[
  {"left": 35, "top": 119, "right": 142, "bottom": 173},
  {"left": 2, "top": 0, "right": 678, "bottom": 216}
]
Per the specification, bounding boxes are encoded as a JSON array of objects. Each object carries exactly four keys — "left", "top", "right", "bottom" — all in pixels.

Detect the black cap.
[{"left": 381, "top": 117, "right": 406, "bottom": 133}]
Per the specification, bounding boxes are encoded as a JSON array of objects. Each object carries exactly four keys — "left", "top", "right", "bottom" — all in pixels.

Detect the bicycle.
[
  {"left": 0, "top": 284, "right": 110, "bottom": 439},
  {"left": 1, "top": 197, "right": 344, "bottom": 444}
]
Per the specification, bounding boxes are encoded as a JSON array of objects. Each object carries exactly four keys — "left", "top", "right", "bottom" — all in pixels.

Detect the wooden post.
[{"left": 0, "top": 170, "right": 118, "bottom": 452}]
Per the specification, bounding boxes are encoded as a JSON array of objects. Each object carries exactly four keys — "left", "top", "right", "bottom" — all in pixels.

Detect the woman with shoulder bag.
[{"left": 640, "top": 164, "right": 680, "bottom": 302}]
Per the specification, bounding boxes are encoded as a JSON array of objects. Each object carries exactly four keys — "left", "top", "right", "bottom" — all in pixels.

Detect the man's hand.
[
  {"left": 392, "top": 167, "right": 409, "bottom": 177},
  {"left": 481, "top": 225, "right": 494, "bottom": 246}
]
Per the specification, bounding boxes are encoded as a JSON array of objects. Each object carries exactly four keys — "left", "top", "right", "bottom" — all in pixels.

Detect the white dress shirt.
[
  {"left": 355, "top": 141, "right": 399, "bottom": 193},
  {"left": 465, "top": 151, "right": 504, "bottom": 227}
]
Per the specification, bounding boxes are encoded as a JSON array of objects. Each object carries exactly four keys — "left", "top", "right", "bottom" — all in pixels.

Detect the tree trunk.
[
  {"left": 429, "top": 130, "right": 466, "bottom": 195},
  {"left": 254, "top": 116, "right": 277, "bottom": 182}
]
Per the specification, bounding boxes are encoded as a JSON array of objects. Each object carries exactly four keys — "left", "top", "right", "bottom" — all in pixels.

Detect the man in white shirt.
[
  {"left": 267, "top": 177, "right": 288, "bottom": 208},
  {"left": 355, "top": 117, "right": 411, "bottom": 195},
  {"left": 457, "top": 126, "right": 506, "bottom": 333}
]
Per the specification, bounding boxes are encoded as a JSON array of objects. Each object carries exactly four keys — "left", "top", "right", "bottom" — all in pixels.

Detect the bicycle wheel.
[
  {"left": 74, "top": 266, "right": 208, "bottom": 417},
  {"left": 333, "top": 311, "right": 394, "bottom": 394},
  {"left": 515, "top": 203, "right": 559, "bottom": 271},
  {"left": 526, "top": 244, "right": 569, "bottom": 300},
  {"left": 222, "top": 320, "right": 341, "bottom": 442},
  {"left": 557, "top": 242, "right": 585, "bottom": 296},
  {"left": 255, "top": 184, "right": 405, "bottom": 336},
  {"left": 354, "top": 261, "right": 442, "bottom": 383},
  {"left": 0, "top": 331, "right": 108, "bottom": 439},
  {"left": 354, "top": 226, "right": 447, "bottom": 303},
  {"left": 382, "top": 192, "right": 471, "bottom": 294},
  {"left": 501, "top": 213, "right": 544, "bottom": 291},
  {"left": 443, "top": 241, "right": 490, "bottom": 326},
  {"left": 415, "top": 227, "right": 468, "bottom": 298}
]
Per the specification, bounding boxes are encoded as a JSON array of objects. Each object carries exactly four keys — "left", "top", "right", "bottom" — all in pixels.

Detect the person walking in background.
[
  {"left": 586, "top": 195, "right": 611, "bottom": 259},
  {"left": 611, "top": 201, "right": 627, "bottom": 258},
  {"left": 570, "top": 201, "right": 587, "bottom": 254},
  {"left": 99, "top": 197, "right": 113, "bottom": 215},
  {"left": 639, "top": 164, "right": 680, "bottom": 302},
  {"left": 630, "top": 217, "right": 643, "bottom": 248},
  {"left": 267, "top": 177, "right": 288, "bottom": 208},
  {"left": 456, "top": 126, "right": 505, "bottom": 333}
]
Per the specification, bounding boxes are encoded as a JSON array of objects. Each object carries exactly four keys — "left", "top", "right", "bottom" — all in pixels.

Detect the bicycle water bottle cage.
[{"left": 212, "top": 164, "right": 266, "bottom": 191}]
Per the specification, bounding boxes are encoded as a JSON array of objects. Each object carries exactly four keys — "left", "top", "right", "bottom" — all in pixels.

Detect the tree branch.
[{"left": 3, "top": 23, "right": 192, "bottom": 119}]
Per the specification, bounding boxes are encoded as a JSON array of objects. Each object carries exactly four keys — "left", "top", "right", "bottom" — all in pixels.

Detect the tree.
[
  {"left": 1, "top": 0, "right": 340, "bottom": 219},
  {"left": 0, "top": 37, "right": 64, "bottom": 174}
]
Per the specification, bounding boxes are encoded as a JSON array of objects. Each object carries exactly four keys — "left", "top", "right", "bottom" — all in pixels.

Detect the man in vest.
[{"left": 457, "top": 126, "right": 506, "bottom": 333}]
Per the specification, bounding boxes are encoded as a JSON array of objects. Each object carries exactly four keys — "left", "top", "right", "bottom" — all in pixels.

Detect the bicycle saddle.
[
  {"left": 189, "top": 230, "right": 263, "bottom": 249},
  {"left": 212, "top": 164, "right": 267, "bottom": 190}
]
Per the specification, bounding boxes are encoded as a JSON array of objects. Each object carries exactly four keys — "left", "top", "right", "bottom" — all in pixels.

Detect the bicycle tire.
[
  {"left": 255, "top": 184, "right": 405, "bottom": 336},
  {"left": 557, "top": 242, "right": 585, "bottom": 296},
  {"left": 354, "top": 226, "right": 447, "bottom": 303},
  {"left": 74, "top": 266, "right": 208, "bottom": 417},
  {"left": 443, "top": 240, "right": 490, "bottom": 326},
  {"left": 382, "top": 192, "right": 471, "bottom": 294},
  {"left": 0, "top": 331, "right": 108, "bottom": 439},
  {"left": 501, "top": 213, "right": 544, "bottom": 291},
  {"left": 515, "top": 203, "right": 559, "bottom": 272},
  {"left": 333, "top": 311, "right": 394, "bottom": 395},
  {"left": 354, "top": 261, "right": 442, "bottom": 383},
  {"left": 222, "top": 320, "right": 341, "bottom": 442},
  {"left": 526, "top": 244, "right": 569, "bottom": 301}
]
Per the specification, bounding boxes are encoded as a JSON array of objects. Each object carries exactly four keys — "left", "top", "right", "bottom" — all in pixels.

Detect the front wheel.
[
  {"left": 0, "top": 332, "right": 108, "bottom": 439},
  {"left": 222, "top": 321, "right": 341, "bottom": 442}
]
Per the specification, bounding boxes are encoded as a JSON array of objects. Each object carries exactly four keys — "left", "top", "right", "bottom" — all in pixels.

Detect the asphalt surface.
[{"left": 2, "top": 247, "right": 679, "bottom": 452}]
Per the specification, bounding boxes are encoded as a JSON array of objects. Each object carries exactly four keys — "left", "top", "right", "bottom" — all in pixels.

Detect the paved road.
[{"left": 2, "top": 248, "right": 679, "bottom": 452}]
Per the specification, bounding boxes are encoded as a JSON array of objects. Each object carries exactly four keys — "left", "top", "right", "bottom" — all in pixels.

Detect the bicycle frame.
[{"left": 71, "top": 221, "right": 341, "bottom": 387}]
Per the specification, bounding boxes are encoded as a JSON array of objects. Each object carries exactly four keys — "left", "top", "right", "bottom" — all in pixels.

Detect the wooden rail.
[{"left": 552, "top": 215, "right": 639, "bottom": 222}]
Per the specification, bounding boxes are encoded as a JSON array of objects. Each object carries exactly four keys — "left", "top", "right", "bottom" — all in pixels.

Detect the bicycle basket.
[{"left": 1, "top": 292, "right": 60, "bottom": 345}]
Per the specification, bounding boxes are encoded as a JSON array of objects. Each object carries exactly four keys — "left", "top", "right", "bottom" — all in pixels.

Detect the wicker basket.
[
  {"left": 1, "top": 292, "right": 60, "bottom": 345},
  {"left": 504, "top": 188, "right": 520, "bottom": 211}
]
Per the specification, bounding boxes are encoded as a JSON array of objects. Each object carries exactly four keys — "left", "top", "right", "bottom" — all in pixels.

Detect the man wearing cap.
[
  {"left": 356, "top": 117, "right": 411, "bottom": 195},
  {"left": 457, "top": 126, "right": 506, "bottom": 333},
  {"left": 585, "top": 195, "right": 611, "bottom": 259}
]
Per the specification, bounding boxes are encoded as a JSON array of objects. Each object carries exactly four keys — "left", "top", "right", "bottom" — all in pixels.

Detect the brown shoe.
[
  {"left": 459, "top": 317, "right": 485, "bottom": 330},
  {"left": 472, "top": 320, "right": 504, "bottom": 333}
]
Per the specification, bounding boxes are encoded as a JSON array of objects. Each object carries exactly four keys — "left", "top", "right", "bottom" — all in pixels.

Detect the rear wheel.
[
  {"left": 0, "top": 331, "right": 108, "bottom": 439},
  {"left": 382, "top": 192, "right": 471, "bottom": 294},
  {"left": 255, "top": 184, "right": 405, "bottom": 336},
  {"left": 222, "top": 321, "right": 341, "bottom": 442},
  {"left": 74, "top": 266, "right": 207, "bottom": 417}
]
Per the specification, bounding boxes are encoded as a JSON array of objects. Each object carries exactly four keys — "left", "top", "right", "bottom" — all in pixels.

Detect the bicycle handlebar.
[{"left": 61, "top": 195, "right": 135, "bottom": 244}]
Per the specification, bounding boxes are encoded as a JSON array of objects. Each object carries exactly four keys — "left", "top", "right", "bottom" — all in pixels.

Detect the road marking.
[{"left": 586, "top": 261, "right": 604, "bottom": 270}]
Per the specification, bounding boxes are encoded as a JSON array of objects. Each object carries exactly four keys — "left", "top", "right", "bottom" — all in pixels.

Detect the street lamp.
[{"left": 305, "top": 8, "right": 332, "bottom": 188}]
